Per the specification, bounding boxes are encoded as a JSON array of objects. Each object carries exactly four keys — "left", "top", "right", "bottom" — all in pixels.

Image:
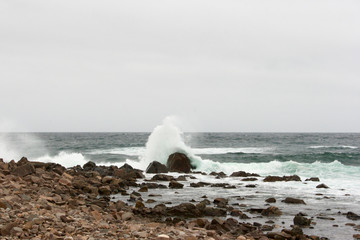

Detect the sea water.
[{"left": 1, "top": 120, "right": 360, "bottom": 239}]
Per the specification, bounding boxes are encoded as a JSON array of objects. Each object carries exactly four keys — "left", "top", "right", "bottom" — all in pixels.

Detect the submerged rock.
[
  {"left": 264, "top": 175, "right": 301, "bottom": 182},
  {"left": 316, "top": 183, "right": 329, "bottom": 189},
  {"left": 294, "top": 213, "right": 311, "bottom": 226},
  {"left": 166, "top": 152, "right": 192, "bottom": 173},
  {"left": 282, "top": 197, "right": 306, "bottom": 205}
]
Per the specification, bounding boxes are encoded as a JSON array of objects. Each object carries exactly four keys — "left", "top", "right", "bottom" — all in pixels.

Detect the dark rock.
[
  {"left": 151, "top": 174, "right": 175, "bottom": 181},
  {"left": 202, "top": 207, "right": 227, "bottom": 217},
  {"left": 138, "top": 186, "right": 148, "bottom": 192},
  {"left": 166, "top": 152, "right": 192, "bottom": 173},
  {"left": 11, "top": 163, "right": 35, "bottom": 177},
  {"left": 316, "top": 183, "right": 329, "bottom": 189},
  {"left": 167, "top": 203, "right": 201, "bottom": 217},
  {"left": 230, "top": 209, "right": 250, "bottom": 219},
  {"left": 245, "top": 184, "right": 257, "bottom": 188},
  {"left": 17, "top": 157, "right": 29, "bottom": 166},
  {"left": 146, "top": 161, "right": 168, "bottom": 173},
  {"left": 267, "top": 231, "right": 292, "bottom": 240},
  {"left": 190, "top": 182, "right": 211, "bottom": 188},
  {"left": 120, "top": 163, "right": 133, "bottom": 171},
  {"left": 265, "top": 197, "right": 276, "bottom": 203},
  {"left": 169, "top": 180, "right": 184, "bottom": 189},
  {"left": 347, "top": 212, "right": 360, "bottom": 220},
  {"left": 294, "top": 213, "right": 311, "bottom": 226},
  {"left": 98, "top": 186, "right": 111, "bottom": 195},
  {"left": 210, "top": 172, "right": 227, "bottom": 178},
  {"left": 264, "top": 175, "right": 301, "bottom": 182},
  {"left": 83, "top": 161, "right": 96, "bottom": 171},
  {"left": 282, "top": 197, "right": 306, "bottom": 204},
  {"left": 176, "top": 175, "right": 187, "bottom": 181},
  {"left": 230, "top": 171, "right": 260, "bottom": 177},
  {"left": 242, "top": 177, "right": 258, "bottom": 181},
  {"left": 305, "top": 177, "right": 320, "bottom": 182},
  {"left": 261, "top": 206, "right": 282, "bottom": 216},
  {"left": 213, "top": 198, "right": 228, "bottom": 208}
]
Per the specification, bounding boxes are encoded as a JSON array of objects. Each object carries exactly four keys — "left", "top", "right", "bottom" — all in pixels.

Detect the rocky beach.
[{"left": 1, "top": 153, "right": 360, "bottom": 240}]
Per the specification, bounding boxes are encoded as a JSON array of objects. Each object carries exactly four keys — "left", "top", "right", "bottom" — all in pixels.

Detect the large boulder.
[
  {"left": 146, "top": 161, "right": 168, "bottom": 173},
  {"left": 166, "top": 152, "right": 192, "bottom": 173}
]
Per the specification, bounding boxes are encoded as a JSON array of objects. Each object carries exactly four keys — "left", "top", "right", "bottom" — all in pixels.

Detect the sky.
[{"left": 0, "top": 0, "right": 359, "bottom": 132}]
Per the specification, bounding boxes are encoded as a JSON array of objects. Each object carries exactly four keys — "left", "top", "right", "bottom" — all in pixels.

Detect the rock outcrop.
[
  {"left": 146, "top": 161, "right": 168, "bottom": 173},
  {"left": 166, "top": 152, "right": 192, "bottom": 173}
]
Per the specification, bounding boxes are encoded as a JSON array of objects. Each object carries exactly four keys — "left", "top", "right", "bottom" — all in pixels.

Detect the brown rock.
[
  {"left": 265, "top": 197, "right": 276, "bottom": 203},
  {"left": 121, "top": 211, "right": 134, "bottom": 220},
  {"left": 91, "top": 210, "right": 102, "bottom": 222},
  {"left": 230, "top": 171, "right": 260, "bottom": 177},
  {"left": 138, "top": 186, "right": 148, "bottom": 192},
  {"left": 261, "top": 206, "right": 282, "bottom": 216},
  {"left": 98, "top": 185, "right": 111, "bottom": 195},
  {"left": 316, "top": 183, "right": 329, "bottom": 189},
  {"left": 283, "top": 197, "right": 306, "bottom": 204},
  {"left": 11, "top": 163, "right": 35, "bottom": 177},
  {"left": 167, "top": 152, "right": 192, "bottom": 173},
  {"left": 1, "top": 221, "right": 18, "bottom": 236},
  {"left": 169, "top": 180, "right": 184, "bottom": 189},
  {"left": 146, "top": 161, "right": 168, "bottom": 173},
  {"left": 294, "top": 213, "right": 311, "bottom": 226}
]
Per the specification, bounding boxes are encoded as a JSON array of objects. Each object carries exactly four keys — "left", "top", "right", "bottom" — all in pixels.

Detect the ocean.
[{"left": 1, "top": 122, "right": 360, "bottom": 239}]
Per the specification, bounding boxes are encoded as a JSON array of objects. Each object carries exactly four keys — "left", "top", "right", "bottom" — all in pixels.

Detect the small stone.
[{"left": 316, "top": 183, "right": 329, "bottom": 189}]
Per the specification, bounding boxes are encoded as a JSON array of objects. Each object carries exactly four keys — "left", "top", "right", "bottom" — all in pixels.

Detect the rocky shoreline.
[{"left": 1, "top": 156, "right": 360, "bottom": 240}]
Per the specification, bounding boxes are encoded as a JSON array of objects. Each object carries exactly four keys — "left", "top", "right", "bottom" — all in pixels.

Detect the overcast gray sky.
[{"left": 0, "top": 0, "right": 359, "bottom": 132}]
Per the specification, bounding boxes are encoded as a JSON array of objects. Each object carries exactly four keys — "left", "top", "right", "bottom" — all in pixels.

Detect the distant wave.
[
  {"left": 87, "top": 147, "right": 272, "bottom": 156},
  {"left": 192, "top": 147, "right": 272, "bottom": 155},
  {"left": 308, "top": 145, "right": 358, "bottom": 149}
]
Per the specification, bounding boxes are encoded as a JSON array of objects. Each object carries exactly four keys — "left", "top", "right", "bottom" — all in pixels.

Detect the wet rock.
[
  {"left": 213, "top": 198, "right": 228, "bottom": 208},
  {"left": 261, "top": 206, "right": 282, "bottom": 216},
  {"left": 267, "top": 231, "right": 292, "bottom": 240},
  {"left": 294, "top": 213, "right": 311, "bottom": 226},
  {"left": 316, "top": 183, "right": 329, "bottom": 189},
  {"left": 146, "top": 161, "right": 168, "bottom": 173},
  {"left": 169, "top": 180, "right": 184, "bottom": 189},
  {"left": 83, "top": 161, "right": 96, "bottom": 171},
  {"left": 230, "top": 209, "right": 250, "bottom": 219},
  {"left": 347, "top": 212, "right": 360, "bottom": 220},
  {"left": 282, "top": 197, "right": 306, "bottom": 204},
  {"left": 167, "top": 152, "right": 192, "bottom": 173},
  {"left": 151, "top": 174, "right": 175, "bottom": 181},
  {"left": 264, "top": 175, "right": 301, "bottom": 182},
  {"left": 138, "top": 185, "right": 148, "bottom": 192},
  {"left": 245, "top": 184, "right": 257, "bottom": 188},
  {"left": 265, "top": 197, "right": 276, "bottom": 203},
  {"left": 305, "top": 177, "right": 320, "bottom": 182},
  {"left": 354, "top": 234, "right": 360, "bottom": 240},
  {"left": 190, "top": 182, "right": 211, "bottom": 188},
  {"left": 135, "top": 200, "right": 145, "bottom": 209},
  {"left": 242, "top": 177, "right": 258, "bottom": 181},
  {"left": 176, "top": 175, "right": 187, "bottom": 181},
  {"left": 230, "top": 171, "right": 260, "bottom": 177}
]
